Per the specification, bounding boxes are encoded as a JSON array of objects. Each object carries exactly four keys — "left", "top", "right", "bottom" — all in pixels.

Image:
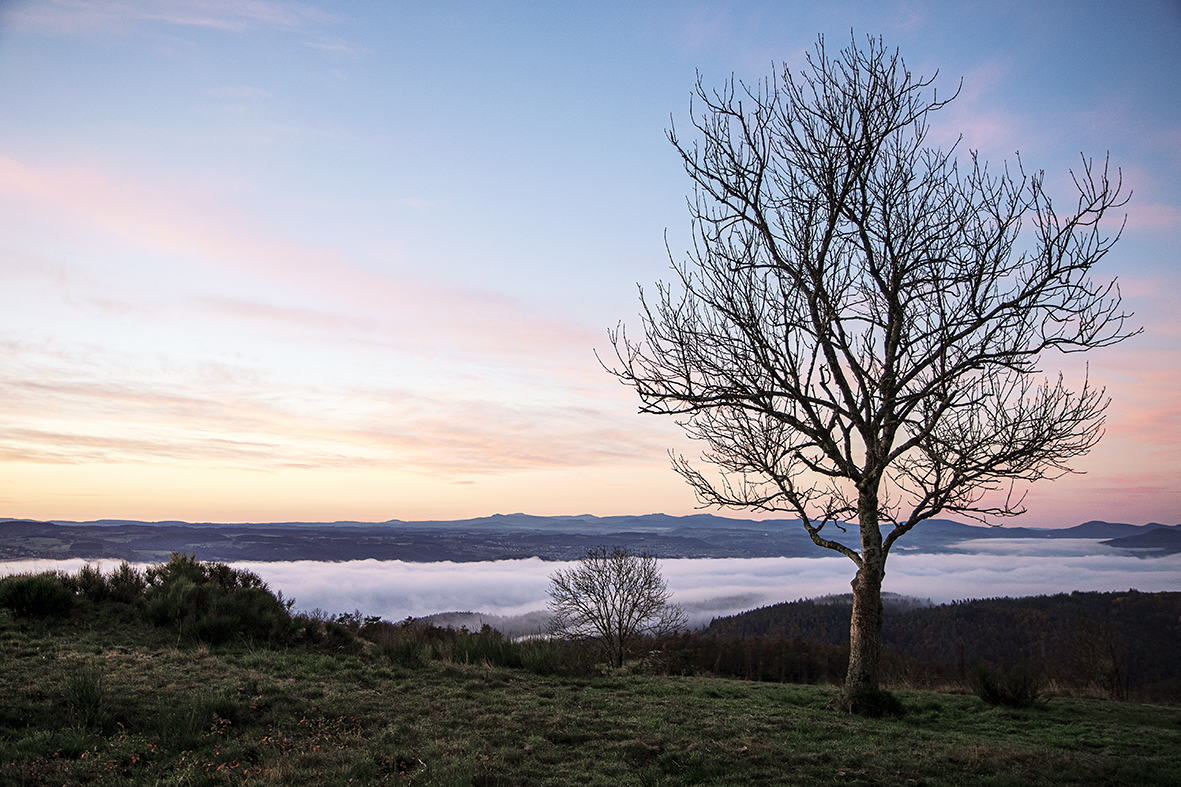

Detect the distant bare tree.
[
  {"left": 547, "top": 546, "right": 686, "bottom": 668},
  {"left": 608, "top": 34, "right": 1136, "bottom": 710}
]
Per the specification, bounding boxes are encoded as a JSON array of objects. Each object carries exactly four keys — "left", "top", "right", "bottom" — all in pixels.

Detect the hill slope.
[{"left": 707, "top": 590, "right": 1181, "bottom": 701}]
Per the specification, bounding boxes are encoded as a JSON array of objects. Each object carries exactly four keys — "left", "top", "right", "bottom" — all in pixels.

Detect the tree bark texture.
[
  {"left": 845, "top": 486, "right": 886, "bottom": 694},
  {"left": 846, "top": 562, "right": 885, "bottom": 692}
]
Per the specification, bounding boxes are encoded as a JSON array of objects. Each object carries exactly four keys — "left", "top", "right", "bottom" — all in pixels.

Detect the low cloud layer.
[{"left": 6, "top": 540, "right": 1178, "bottom": 629}]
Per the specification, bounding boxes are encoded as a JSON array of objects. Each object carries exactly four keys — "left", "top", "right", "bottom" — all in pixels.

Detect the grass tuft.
[{"left": 64, "top": 658, "right": 109, "bottom": 731}]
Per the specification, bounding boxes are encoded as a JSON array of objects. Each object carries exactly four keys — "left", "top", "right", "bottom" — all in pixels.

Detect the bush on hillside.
[
  {"left": 66, "top": 562, "right": 148, "bottom": 608},
  {"left": 75, "top": 563, "right": 109, "bottom": 603},
  {"left": 0, "top": 572, "right": 75, "bottom": 619},
  {"left": 107, "top": 561, "right": 147, "bottom": 603},
  {"left": 972, "top": 661, "right": 1043, "bottom": 708},
  {"left": 143, "top": 553, "right": 292, "bottom": 644}
]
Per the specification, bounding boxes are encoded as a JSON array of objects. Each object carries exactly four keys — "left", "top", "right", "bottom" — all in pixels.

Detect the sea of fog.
[{"left": 4, "top": 539, "right": 1179, "bottom": 629}]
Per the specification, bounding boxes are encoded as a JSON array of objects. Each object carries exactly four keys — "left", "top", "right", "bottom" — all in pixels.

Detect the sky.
[{"left": 0, "top": 0, "right": 1178, "bottom": 527}]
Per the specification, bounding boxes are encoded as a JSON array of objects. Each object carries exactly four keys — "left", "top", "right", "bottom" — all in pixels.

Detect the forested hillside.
[{"left": 706, "top": 591, "right": 1181, "bottom": 701}]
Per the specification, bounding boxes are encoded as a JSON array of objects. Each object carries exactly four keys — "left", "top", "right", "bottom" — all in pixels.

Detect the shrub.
[
  {"left": 450, "top": 625, "right": 522, "bottom": 668},
  {"left": 519, "top": 639, "right": 568, "bottom": 676},
  {"left": 321, "top": 621, "right": 362, "bottom": 652},
  {"left": 0, "top": 572, "right": 74, "bottom": 619},
  {"left": 145, "top": 577, "right": 205, "bottom": 627},
  {"left": 972, "top": 661, "right": 1043, "bottom": 708},
  {"left": 143, "top": 553, "right": 291, "bottom": 644},
  {"left": 208, "top": 587, "right": 289, "bottom": 640},
  {"left": 75, "top": 564, "right": 109, "bottom": 603},
  {"left": 378, "top": 637, "right": 431, "bottom": 669},
  {"left": 363, "top": 618, "right": 584, "bottom": 675},
  {"left": 364, "top": 618, "right": 440, "bottom": 666},
  {"left": 105, "top": 562, "right": 147, "bottom": 603},
  {"left": 145, "top": 552, "right": 264, "bottom": 590},
  {"left": 290, "top": 613, "right": 326, "bottom": 644}
]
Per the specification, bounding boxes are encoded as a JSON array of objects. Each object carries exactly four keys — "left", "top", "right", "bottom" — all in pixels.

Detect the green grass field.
[{"left": 2, "top": 602, "right": 1180, "bottom": 787}]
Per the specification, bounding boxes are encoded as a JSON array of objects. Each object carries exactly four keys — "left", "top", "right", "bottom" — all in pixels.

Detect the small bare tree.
[
  {"left": 547, "top": 546, "right": 686, "bottom": 668},
  {"left": 608, "top": 34, "right": 1136, "bottom": 709}
]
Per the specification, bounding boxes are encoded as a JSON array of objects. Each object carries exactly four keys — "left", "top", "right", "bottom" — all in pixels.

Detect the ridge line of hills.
[{"left": 1, "top": 514, "right": 1179, "bottom": 563}]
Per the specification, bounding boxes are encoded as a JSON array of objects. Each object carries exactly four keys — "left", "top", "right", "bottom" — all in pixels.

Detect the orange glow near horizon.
[{"left": 0, "top": 460, "right": 706, "bottom": 524}]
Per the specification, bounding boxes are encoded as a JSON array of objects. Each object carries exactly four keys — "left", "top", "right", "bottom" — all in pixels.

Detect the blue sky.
[{"left": 0, "top": 0, "right": 1177, "bottom": 526}]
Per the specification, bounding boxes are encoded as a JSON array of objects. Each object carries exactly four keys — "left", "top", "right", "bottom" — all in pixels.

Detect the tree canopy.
[
  {"left": 608, "top": 34, "right": 1135, "bottom": 703},
  {"left": 548, "top": 546, "right": 685, "bottom": 668}
]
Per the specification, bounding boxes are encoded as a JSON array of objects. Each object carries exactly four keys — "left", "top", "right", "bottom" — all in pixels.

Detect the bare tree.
[
  {"left": 547, "top": 546, "right": 686, "bottom": 668},
  {"left": 608, "top": 34, "right": 1136, "bottom": 708}
]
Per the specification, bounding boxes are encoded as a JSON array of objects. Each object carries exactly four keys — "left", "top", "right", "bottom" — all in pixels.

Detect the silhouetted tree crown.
[
  {"left": 548, "top": 546, "right": 686, "bottom": 668},
  {"left": 607, "top": 33, "right": 1136, "bottom": 705}
]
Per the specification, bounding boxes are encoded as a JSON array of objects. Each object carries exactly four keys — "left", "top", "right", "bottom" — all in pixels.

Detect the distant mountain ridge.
[
  {"left": 31, "top": 513, "right": 1177, "bottom": 536},
  {"left": 1101, "top": 527, "right": 1181, "bottom": 554},
  {"left": 1, "top": 515, "right": 1177, "bottom": 563}
]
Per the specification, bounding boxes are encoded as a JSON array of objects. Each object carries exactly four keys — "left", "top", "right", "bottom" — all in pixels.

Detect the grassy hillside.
[{"left": 2, "top": 562, "right": 1180, "bottom": 785}]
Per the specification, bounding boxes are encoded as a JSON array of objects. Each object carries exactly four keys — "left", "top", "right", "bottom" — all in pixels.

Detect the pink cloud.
[
  {"left": 0, "top": 151, "right": 662, "bottom": 489},
  {"left": 0, "top": 334, "right": 670, "bottom": 476},
  {"left": 0, "top": 384, "right": 673, "bottom": 475},
  {"left": 0, "top": 153, "right": 598, "bottom": 372}
]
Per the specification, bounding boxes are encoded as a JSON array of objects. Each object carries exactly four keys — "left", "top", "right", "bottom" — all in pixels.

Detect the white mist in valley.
[{"left": 5, "top": 540, "right": 1178, "bottom": 630}]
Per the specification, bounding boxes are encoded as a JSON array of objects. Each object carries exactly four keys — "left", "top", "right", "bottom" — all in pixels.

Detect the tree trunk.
[
  {"left": 845, "top": 560, "right": 884, "bottom": 692},
  {"left": 841, "top": 486, "right": 886, "bottom": 707}
]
